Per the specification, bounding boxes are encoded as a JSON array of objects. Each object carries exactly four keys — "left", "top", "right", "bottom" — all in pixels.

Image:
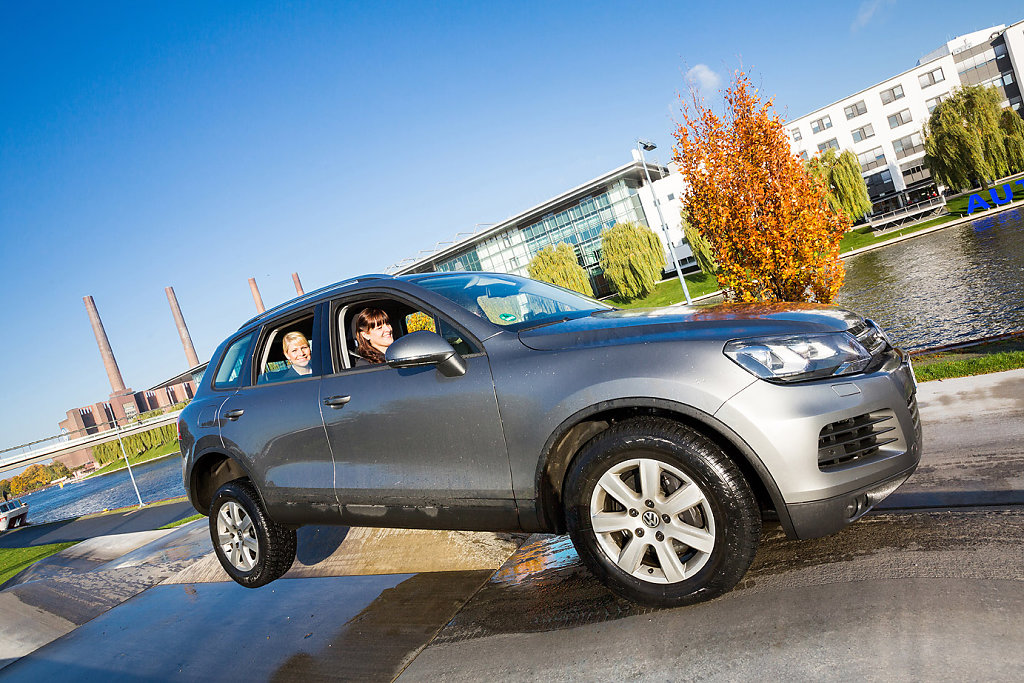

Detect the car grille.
[{"left": 818, "top": 411, "right": 899, "bottom": 471}]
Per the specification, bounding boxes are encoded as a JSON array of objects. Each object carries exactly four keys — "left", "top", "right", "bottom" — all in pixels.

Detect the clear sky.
[{"left": 0, "top": 1, "right": 1017, "bottom": 449}]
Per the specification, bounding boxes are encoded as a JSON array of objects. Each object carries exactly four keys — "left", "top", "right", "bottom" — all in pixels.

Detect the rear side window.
[{"left": 213, "top": 332, "right": 255, "bottom": 389}]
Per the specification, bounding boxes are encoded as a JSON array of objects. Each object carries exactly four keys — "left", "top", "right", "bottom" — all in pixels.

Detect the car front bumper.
[{"left": 714, "top": 348, "right": 922, "bottom": 539}]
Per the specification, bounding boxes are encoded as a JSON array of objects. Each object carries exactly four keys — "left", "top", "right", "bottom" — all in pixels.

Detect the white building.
[
  {"left": 787, "top": 20, "right": 1024, "bottom": 214},
  {"left": 391, "top": 154, "right": 695, "bottom": 296}
]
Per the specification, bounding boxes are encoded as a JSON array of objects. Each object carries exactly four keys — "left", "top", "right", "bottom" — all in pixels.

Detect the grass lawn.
[
  {"left": 0, "top": 542, "right": 79, "bottom": 586},
  {"left": 159, "top": 513, "right": 204, "bottom": 529},
  {"left": 944, "top": 181, "right": 1024, "bottom": 216},
  {"left": 608, "top": 272, "right": 722, "bottom": 308},
  {"left": 89, "top": 440, "right": 181, "bottom": 478},
  {"left": 912, "top": 335, "right": 1024, "bottom": 382}
]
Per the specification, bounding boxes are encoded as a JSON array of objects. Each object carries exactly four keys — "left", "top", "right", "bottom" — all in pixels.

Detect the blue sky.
[{"left": 0, "top": 1, "right": 1016, "bottom": 448}]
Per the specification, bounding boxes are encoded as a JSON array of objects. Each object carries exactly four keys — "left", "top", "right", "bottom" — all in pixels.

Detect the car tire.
[
  {"left": 209, "top": 480, "right": 297, "bottom": 588},
  {"left": 564, "top": 417, "right": 761, "bottom": 607}
]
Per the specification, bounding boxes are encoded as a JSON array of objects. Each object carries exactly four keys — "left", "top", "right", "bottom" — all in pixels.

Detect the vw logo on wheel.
[{"left": 642, "top": 510, "right": 660, "bottom": 528}]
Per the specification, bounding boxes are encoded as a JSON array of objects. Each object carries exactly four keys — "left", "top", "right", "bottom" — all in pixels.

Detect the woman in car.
[
  {"left": 278, "top": 331, "right": 314, "bottom": 379},
  {"left": 354, "top": 308, "right": 393, "bottom": 364}
]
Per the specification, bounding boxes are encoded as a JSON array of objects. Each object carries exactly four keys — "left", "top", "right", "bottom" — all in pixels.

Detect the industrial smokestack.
[
  {"left": 292, "top": 272, "right": 304, "bottom": 296},
  {"left": 248, "top": 277, "right": 265, "bottom": 313},
  {"left": 165, "top": 286, "right": 200, "bottom": 368},
  {"left": 83, "top": 296, "right": 127, "bottom": 394}
]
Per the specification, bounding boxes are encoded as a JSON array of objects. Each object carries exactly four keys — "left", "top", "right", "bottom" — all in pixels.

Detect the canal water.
[
  {"left": 23, "top": 456, "right": 185, "bottom": 525},
  {"left": 20, "top": 208, "right": 1024, "bottom": 524},
  {"left": 836, "top": 206, "right": 1024, "bottom": 350}
]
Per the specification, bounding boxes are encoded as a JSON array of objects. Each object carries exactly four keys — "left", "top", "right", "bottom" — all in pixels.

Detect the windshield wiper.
[{"left": 518, "top": 316, "right": 573, "bottom": 332}]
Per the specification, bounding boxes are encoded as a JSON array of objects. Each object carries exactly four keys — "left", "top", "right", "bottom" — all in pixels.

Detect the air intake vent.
[{"left": 818, "top": 411, "right": 898, "bottom": 471}]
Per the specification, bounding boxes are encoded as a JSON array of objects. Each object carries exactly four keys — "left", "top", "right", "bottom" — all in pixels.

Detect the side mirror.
[{"left": 385, "top": 330, "right": 466, "bottom": 377}]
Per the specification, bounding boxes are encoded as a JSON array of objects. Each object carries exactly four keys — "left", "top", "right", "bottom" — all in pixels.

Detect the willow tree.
[
  {"left": 682, "top": 214, "right": 717, "bottom": 276},
  {"left": 527, "top": 242, "right": 594, "bottom": 297},
  {"left": 598, "top": 221, "right": 666, "bottom": 300},
  {"left": 673, "top": 71, "right": 847, "bottom": 303},
  {"left": 1000, "top": 109, "right": 1024, "bottom": 174},
  {"left": 806, "top": 148, "right": 872, "bottom": 222},
  {"left": 923, "top": 85, "right": 1008, "bottom": 191}
]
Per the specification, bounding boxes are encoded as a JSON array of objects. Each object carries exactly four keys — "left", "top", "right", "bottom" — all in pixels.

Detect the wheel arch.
[
  {"left": 533, "top": 398, "right": 793, "bottom": 535},
  {"left": 189, "top": 449, "right": 255, "bottom": 516}
]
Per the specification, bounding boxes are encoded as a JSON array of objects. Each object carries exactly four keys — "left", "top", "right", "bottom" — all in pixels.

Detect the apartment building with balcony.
[{"left": 787, "top": 20, "right": 1024, "bottom": 215}]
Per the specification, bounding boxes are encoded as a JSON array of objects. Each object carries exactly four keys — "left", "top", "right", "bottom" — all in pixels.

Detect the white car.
[{"left": 0, "top": 498, "right": 28, "bottom": 531}]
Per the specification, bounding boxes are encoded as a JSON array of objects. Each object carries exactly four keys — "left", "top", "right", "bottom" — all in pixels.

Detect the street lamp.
[{"left": 636, "top": 139, "right": 692, "bottom": 305}]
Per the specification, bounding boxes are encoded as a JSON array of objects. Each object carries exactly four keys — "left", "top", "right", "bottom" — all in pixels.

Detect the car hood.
[{"left": 517, "top": 303, "right": 865, "bottom": 351}]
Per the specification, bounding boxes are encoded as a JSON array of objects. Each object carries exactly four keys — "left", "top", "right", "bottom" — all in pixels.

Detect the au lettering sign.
[{"left": 967, "top": 180, "right": 1024, "bottom": 214}]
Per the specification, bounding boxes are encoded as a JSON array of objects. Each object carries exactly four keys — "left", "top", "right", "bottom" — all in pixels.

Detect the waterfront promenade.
[{"left": 1, "top": 369, "right": 1021, "bottom": 680}]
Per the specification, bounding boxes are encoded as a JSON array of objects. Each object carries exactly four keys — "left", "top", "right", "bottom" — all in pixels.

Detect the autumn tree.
[
  {"left": 806, "top": 148, "right": 873, "bottom": 223},
  {"left": 673, "top": 71, "right": 848, "bottom": 303},
  {"left": 1000, "top": 108, "right": 1024, "bottom": 174},
  {"left": 527, "top": 242, "right": 594, "bottom": 296},
  {"left": 923, "top": 85, "right": 1009, "bottom": 191},
  {"left": 598, "top": 221, "right": 666, "bottom": 300}
]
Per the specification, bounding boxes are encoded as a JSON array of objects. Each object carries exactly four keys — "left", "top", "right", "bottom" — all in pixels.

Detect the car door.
[
  {"left": 321, "top": 295, "right": 516, "bottom": 530},
  {"left": 217, "top": 304, "right": 339, "bottom": 525}
]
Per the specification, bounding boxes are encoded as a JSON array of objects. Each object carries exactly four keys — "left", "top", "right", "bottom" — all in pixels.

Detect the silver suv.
[{"left": 178, "top": 272, "right": 921, "bottom": 606}]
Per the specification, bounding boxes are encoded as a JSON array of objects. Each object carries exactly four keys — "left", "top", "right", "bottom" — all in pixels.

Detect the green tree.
[
  {"left": 681, "top": 214, "right": 717, "bottom": 276},
  {"left": 1000, "top": 108, "right": 1024, "bottom": 174},
  {"left": 923, "top": 85, "right": 1009, "bottom": 191},
  {"left": 599, "top": 221, "right": 666, "bottom": 300},
  {"left": 526, "top": 242, "right": 594, "bottom": 296},
  {"left": 805, "top": 149, "right": 872, "bottom": 222}
]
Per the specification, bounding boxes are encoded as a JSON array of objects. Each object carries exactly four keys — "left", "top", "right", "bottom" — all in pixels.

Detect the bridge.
[{"left": 0, "top": 411, "right": 182, "bottom": 476}]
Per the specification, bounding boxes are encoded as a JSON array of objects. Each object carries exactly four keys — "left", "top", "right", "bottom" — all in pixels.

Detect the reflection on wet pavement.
[
  {"left": 4, "top": 571, "right": 492, "bottom": 682},
  {"left": 433, "top": 509, "right": 1024, "bottom": 642}
]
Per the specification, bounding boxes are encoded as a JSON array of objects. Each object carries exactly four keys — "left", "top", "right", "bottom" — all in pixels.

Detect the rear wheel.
[
  {"left": 564, "top": 417, "right": 760, "bottom": 607},
  {"left": 209, "top": 480, "right": 297, "bottom": 588}
]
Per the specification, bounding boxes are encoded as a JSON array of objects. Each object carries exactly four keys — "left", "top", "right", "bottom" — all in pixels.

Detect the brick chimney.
[
  {"left": 165, "top": 286, "right": 200, "bottom": 368},
  {"left": 83, "top": 295, "right": 127, "bottom": 394}
]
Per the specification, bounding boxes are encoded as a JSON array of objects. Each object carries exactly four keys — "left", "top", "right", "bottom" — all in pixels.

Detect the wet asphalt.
[{"left": 1, "top": 370, "right": 1022, "bottom": 681}]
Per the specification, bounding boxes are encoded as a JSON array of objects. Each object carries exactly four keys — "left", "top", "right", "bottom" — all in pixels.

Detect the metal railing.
[{"left": 868, "top": 195, "right": 947, "bottom": 227}]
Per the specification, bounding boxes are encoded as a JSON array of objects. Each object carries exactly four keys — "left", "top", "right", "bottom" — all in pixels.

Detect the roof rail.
[{"left": 239, "top": 274, "right": 394, "bottom": 328}]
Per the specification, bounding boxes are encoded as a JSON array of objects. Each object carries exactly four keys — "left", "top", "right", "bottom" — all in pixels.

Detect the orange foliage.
[{"left": 672, "top": 72, "right": 849, "bottom": 303}]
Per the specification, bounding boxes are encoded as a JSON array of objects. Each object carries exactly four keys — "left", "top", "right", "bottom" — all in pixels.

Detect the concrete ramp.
[{"left": 165, "top": 525, "right": 527, "bottom": 585}]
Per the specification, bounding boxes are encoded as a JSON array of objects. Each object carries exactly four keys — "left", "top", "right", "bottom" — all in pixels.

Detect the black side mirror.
[{"left": 384, "top": 330, "right": 466, "bottom": 377}]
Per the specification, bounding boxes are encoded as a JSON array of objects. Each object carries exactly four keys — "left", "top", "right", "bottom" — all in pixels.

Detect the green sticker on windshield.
[{"left": 499, "top": 313, "right": 518, "bottom": 322}]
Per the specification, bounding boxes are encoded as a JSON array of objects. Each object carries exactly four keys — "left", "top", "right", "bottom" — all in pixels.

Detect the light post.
[{"left": 636, "top": 139, "right": 692, "bottom": 305}]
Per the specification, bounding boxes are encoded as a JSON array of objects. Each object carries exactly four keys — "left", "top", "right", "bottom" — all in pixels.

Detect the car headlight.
[{"left": 724, "top": 333, "right": 872, "bottom": 383}]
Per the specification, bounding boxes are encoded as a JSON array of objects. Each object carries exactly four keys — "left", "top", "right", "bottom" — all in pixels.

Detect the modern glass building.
[{"left": 391, "top": 157, "right": 694, "bottom": 296}]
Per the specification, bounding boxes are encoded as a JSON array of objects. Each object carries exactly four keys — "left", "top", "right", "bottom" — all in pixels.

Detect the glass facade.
[{"left": 433, "top": 178, "right": 649, "bottom": 295}]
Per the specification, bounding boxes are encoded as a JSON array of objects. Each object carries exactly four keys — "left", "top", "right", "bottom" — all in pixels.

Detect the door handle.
[
  {"left": 224, "top": 409, "right": 245, "bottom": 421},
  {"left": 323, "top": 395, "right": 351, "bottom": 408}
]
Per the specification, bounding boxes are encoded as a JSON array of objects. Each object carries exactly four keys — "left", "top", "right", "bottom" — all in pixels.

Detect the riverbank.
[{"left": 86, "top": 444, "right": 181, "bottom": 479}]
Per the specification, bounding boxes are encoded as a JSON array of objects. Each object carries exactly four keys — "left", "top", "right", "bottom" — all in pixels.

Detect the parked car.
[
  {"left": 0, "top": 498, "right": 28, "bottom": 531},
  {"left": 179, "top": 272, "right": 921, "bottom": 606}
]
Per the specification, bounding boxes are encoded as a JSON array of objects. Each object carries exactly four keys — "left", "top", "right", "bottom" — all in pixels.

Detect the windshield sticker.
[{"left": 499, "top": 313, "right": 518, "bottom": 323}]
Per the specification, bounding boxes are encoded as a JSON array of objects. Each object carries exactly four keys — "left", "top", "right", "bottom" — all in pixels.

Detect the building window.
[
  {"left": 926, "top": 94, "right": 948, "bottom": 113},
  {"left": 918, "top": 67, "right": 944, "bottom": 89},
  {"left": 858, "top": 147, "right": 886, "bottom": 172},
  {"left": 893, "top": 134, "right": 924, "bottom": 159},
  {"left": 844, "top": 100, "right": 867, "bottom": 119},
  {"left": 880, "top": 84, "right": 904, "bottom": 105},
  {"left": 798, "top": 150, "right": 809, "bottom": 161},
  {"left": 817, "top": 138, "right": 839, "bottom": 153},
  {"left": 888, "top": 109, "right": 912, "bottom": 129},
  {"left": 790, "top": 127, "right": 802, "bottom": 141},
  {"left": 666, "top": 193, "right": 675, "bottom": 201},
  {"left": 851, "top": 123, "right": 875, "bottom": 143},
  {"left": 810, "top": 116, "right": 832, "bottom": 134}
]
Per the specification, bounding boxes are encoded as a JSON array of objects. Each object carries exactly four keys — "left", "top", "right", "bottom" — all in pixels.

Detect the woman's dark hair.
[{"left": 355, "top": 308, "right": 389, "bottom": 364}]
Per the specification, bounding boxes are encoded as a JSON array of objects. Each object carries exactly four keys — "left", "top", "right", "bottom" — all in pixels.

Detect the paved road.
[
  {"left": 1, "top": 370, "right": 1021, "bottom": 680},
  {"left": 0, "top": 501, "right": 196, "bottom": 549}
]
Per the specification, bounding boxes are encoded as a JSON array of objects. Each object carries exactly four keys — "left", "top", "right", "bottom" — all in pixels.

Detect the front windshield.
[{"left": 415, "top": 273, "right": 612, "bottom": 331}]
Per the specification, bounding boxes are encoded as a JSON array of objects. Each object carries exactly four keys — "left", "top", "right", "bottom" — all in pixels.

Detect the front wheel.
[
  {"left": 209, "top": 480, "right": 297, "bottom": 588},
  {"left": 564, "top": 417, "right": 761, "bottom": 607}
]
